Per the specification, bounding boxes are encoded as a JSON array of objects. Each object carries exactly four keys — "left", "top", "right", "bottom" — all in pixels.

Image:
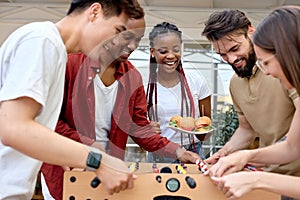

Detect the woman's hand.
[
  {"left": 211, "top": 171, "right": 261, "bottom": 199},
  {"left": 150, "top": 121, "right": 161, "bottom": 134},
  {"left": 208, "top": 150, "right": 251, "bottom": 177}
]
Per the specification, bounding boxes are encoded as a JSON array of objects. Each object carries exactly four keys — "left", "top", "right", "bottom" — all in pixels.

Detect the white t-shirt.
[
  {"left": 94, "top": 75, "right": 118, "bottom": 152},
  {"left": 0, "top": 21, "right": 67, "bottom": 199},
  {"left": 150, "top": 71, "right": 211, "bottom": 145}
]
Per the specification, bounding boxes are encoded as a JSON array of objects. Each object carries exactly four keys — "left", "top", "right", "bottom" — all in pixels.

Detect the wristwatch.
[{"left": 86, "top": 151, "right": 102, "bottom": 171}]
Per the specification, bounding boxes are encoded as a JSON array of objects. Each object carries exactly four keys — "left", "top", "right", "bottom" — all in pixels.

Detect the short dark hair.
[
  {"left": 202, "top": 9, "right": 251, "bottom": 41},
  {"left": 67, "top": 0, "right": 144, "bottom": 19}
]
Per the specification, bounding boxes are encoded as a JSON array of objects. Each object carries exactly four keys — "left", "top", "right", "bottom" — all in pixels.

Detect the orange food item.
[
  {"left": 195, "top": 116, "right": 211, "bottom": 131},
  {"left": 180, "top": 117, "right": 195, "bottom": 131},
  {"left": 170, "top": 115, "right": 183, "bottom": 126},
  {"left": 195, "top": 116, "right": 211, "bottom": 128}
]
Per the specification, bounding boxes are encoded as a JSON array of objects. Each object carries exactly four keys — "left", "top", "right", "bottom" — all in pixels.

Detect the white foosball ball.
[{"left": 63, "top": 162, "right": 280, "bottom": 200}]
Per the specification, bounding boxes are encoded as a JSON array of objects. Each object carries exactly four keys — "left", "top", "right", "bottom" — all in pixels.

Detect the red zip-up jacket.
[{"left": 41, "top": 53, "right": 179, "bottom": 200}]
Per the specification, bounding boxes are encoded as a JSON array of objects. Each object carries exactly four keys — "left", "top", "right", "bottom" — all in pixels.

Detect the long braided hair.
[{"left": 146, "top": 22, "right": 195, "bottom": 122}]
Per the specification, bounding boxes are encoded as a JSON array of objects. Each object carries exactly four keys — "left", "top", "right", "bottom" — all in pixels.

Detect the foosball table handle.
[{"left": 91, "top": 177, "right": 101, "bottom": 188}]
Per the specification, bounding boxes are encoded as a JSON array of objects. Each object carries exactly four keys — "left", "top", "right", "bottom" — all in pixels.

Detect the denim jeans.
[
  {"left": 147, "top": 141, "right": 205, "bottom": 163},
  {"left": 281, "top": 195, "right": 299, "bottom": 200}
]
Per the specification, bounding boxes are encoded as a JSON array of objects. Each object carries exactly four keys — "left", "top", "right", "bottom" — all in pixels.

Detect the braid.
[
  {"left": 146, "top": 22, "right": 195, "bottom": 120},
  {"left": 146, "top": 57, "right": 158, "bottom": 121},
  {"left": 177, "top": 61, "right": 195, "bottom": 117},
  {"left": 149, "top": 22, "right": 182, "bottom": 48}
]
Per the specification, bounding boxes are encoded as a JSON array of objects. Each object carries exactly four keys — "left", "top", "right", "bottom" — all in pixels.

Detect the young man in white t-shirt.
[{"left": 0, "top": 0, "right": 146, "bottom": 199}]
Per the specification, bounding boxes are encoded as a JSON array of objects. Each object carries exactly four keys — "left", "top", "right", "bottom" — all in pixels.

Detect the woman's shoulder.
[
  {"left": 184, "top": 70, "right": 207, "bottom": 85},
  {"left": 184, "top": 70, "right": 211, "bottom": 95}
]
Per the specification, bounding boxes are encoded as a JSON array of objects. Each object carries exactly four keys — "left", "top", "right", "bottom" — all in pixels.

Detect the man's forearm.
[{"left": 222, "top": 126, "right": 255, "bottom": 155}]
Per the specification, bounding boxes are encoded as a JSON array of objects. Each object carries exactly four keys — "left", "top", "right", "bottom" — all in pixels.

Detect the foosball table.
[{"left": 63, "top": 162, "right": 280, "bottom": 200}]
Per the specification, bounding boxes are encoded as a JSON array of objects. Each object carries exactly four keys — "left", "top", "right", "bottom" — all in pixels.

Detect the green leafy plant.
[{"left": 212, "top": 103, "right": 239, "bottom": 146}]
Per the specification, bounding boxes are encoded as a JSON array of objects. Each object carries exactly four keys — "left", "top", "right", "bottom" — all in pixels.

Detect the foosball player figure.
[
  {"left": 128, "top": 162, "right": 139, "bottom": 172},
  {"left": 180, "top": 163, "right": 187, "bottom": 171},
  {"left": 152, "top": 162, "right": 159, "bottom": 173},
  {"left": 175, "top": 164, "right": 187, "bottom": 174},
  {"left": 196, "top": 160, "right": 209, "bottom": 175}
]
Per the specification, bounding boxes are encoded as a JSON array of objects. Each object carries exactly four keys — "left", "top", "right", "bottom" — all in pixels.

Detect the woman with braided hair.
[{"left": 146, "top": 22, "right": 211, "bottom": 162}]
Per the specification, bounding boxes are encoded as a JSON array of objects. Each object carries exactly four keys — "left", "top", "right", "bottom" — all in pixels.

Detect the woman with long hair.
[{"left": 146, "top": 22, "right": 211, "bottom": 162}]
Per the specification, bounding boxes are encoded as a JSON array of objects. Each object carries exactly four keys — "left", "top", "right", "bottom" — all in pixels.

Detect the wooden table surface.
[{"left": 63, "top": 162, "right": 280, "bottom": 200}]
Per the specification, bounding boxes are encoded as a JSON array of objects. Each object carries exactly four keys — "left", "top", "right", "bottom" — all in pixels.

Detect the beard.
[{"left": 229, "top": 43, "right": 257, "bottom": 78}]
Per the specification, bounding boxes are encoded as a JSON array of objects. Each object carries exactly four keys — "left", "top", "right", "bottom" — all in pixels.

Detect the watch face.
[
  {"left": 87, "top": 151, "right": 102, "bottom": 169},
  {"left": 166, "top": 178, "right": 180, "bottom": 192}
]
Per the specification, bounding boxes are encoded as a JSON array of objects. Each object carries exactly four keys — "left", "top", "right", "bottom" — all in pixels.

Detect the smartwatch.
[{"left": 86, "top": 151, "right": 102, "bottom": 171}]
